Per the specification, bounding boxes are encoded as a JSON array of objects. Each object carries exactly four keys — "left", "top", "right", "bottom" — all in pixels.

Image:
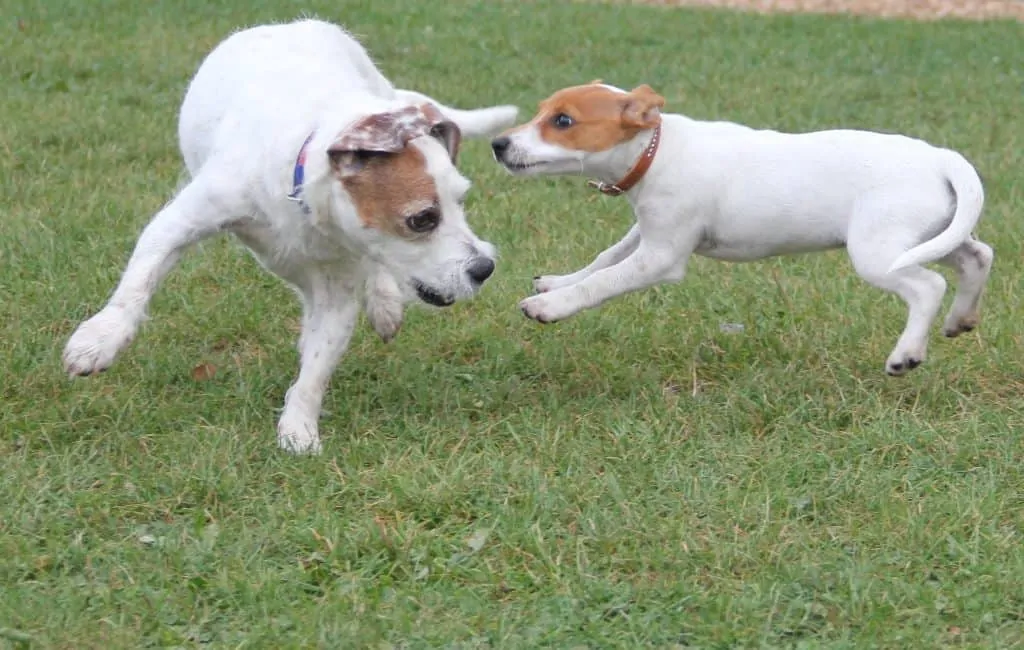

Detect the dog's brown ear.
[
  {"left": 418, "top": 103, "right": 462, "bottom": 164},
  {"left": 328, "top": 111, "right": 410, "bottom": 176},
  {"left": 621, "top": 84, "right": 665, "bottom": 130},
  {"left": 328, "top": 105, "right": 460, "bottom": 175}
]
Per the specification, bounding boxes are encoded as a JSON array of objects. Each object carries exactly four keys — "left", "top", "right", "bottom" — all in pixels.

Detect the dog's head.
[
  {"left": 490, "top": 82, "right": 664, "bottom": 175},
  {"left": 318, "top": 103, "right": 496, "bottom": 311}
]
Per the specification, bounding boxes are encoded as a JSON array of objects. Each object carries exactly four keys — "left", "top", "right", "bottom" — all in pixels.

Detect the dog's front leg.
[
  {"left": 63, "top": 177, "right": 246, "bottom": 376},
  {"left": 521, "top": 237, "right": 688, "bottom": 324},
  {"left": 534, "top": 224, "right": 641, "bottom": 293},
  {"left": 277, "top": 287, "right": 359, "bottom": 455}
]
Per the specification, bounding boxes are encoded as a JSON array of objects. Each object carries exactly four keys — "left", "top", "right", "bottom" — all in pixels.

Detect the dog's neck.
[{"left": 584, "top": 126, "right": 661, "bottom": 196}]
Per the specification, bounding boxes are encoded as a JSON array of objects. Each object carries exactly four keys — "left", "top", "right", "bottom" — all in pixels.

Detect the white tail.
[
  {"left": 887, "top": 151, "right": 985, "bottom": 273},
  {"left": 394, "top": 89, "right": 518, "bottom": 139}
]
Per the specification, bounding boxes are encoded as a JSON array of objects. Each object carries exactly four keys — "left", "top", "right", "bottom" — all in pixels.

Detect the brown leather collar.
[{"left": 587, "top": 124, "right": 662, "bottom": 197}]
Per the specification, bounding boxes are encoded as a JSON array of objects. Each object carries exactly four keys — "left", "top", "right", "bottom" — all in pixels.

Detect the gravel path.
[{"left": 634, "top": 0, "right": 1024, "bottom": 21}]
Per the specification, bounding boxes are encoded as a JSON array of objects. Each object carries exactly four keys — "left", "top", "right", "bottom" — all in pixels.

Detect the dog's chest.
[{"left": 230, "top": 212, "right": 352, "bottom": 281}]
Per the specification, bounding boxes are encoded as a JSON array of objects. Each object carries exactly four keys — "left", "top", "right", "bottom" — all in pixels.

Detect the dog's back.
[{"left": 178, "top": 19, "right": 395, "bottom": 176}]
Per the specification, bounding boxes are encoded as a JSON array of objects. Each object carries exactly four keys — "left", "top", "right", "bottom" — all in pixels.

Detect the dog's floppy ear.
[
  {"left": 328, "top": 105, "right": 461, "bottom": 175},
  {"left": 418, "top": 103, "right": 462, "bottom": 164},
  {"left": 621, "top": 84, "right": 665, "bottom": 130},
  {"left": 328, "top": 111, "right": 411, "bottom": 177}
]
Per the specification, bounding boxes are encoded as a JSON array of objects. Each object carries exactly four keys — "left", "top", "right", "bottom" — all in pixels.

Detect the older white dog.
[
  {"left": 492, "top": 82, "right": 992, "bottom": 376},
  {"left": 63, "top": 19, "right": 518, "bottom": 454}
]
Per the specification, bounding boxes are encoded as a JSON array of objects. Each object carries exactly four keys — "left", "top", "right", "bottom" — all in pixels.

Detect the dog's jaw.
[{"left": 499, "top": 158, "right": 575, "bottom": 176}]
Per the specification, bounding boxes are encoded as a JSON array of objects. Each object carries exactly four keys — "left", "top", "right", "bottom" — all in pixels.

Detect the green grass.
[{"left": 1, "top": 0, "right": 1023, "bottom": 647}]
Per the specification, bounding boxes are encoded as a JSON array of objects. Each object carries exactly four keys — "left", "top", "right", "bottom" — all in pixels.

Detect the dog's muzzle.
[{"left": 412, "top": 255, "right": 495, "bottom": 307}]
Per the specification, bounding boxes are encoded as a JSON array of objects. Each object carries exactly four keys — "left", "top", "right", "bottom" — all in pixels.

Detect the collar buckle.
[{"left": 587, "top": 124, "right": 661, "bottom": 198}]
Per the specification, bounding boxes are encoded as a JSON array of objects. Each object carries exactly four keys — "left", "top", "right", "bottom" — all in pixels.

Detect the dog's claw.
[
  {"left": 520, "top": 305, "right": 555, "bottom": 324},
  {"left": 886, "top": 356, "right": 923, "bottom": 376}
]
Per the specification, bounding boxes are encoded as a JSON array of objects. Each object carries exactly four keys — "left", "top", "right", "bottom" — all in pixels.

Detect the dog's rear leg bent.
[
  {"left": 848, "top": 222, "right": 948, "bottom": 376},
  {"left": 278, "top": 276, "right": 359, "bottom": 455},
  {"left": 63, "top": 174, "right": 247, "bottom": 376},
  {"left": 938, "top": 237, "right": 994, "bottom": 337}
]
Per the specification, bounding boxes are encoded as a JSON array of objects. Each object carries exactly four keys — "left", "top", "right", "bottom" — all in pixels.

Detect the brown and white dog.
[
  {"left": 62, "top": 19, "right": 519, "bottom": 454},
  {"left": 491, "top": 81, "right": 992, "bottom": 376}
]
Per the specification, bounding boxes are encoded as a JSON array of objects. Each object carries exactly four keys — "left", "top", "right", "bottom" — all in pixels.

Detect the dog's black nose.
[
  {"left": 491, "top": 136, "right": 511, "bottom": 158},
  {"left": 466, "top": 257, "right": 496, "bottom": 284}
]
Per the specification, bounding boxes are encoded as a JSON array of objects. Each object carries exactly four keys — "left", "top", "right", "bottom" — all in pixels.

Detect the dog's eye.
[
  {"left": 406, "top": 207, "right": 440, "bottom": 233},
  {"left": 551, "top": 113, "right": 574, "bottom": 129}
]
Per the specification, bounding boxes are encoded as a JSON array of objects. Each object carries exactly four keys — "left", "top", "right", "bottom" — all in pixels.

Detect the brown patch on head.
[
  {"left": 331, "top": 146, "right": 439, "bottom": 237},
  {"left": 327, "top": 104, "right": 463, "bottom": 236},
  {"left": 512, "top": 82, "right": 666, "bottom": 152}
]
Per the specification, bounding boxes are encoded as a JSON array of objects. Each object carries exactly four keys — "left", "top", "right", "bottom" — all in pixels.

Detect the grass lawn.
[{"left": 1, "top": 0, "right": 1022, "bottom": 647}]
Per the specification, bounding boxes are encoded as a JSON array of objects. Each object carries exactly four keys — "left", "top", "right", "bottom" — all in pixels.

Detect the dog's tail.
[
  {"left": 394, "top": 89, "right": 518, "bottom": 139},
  {"left": 887, "top": 151, "right": 985, "bottom": 274}
]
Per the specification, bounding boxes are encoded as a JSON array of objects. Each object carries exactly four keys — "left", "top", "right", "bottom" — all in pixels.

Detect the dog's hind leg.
[
  {"left": 534, "top": 224, "right": 641, "bottom": 293},
  {"left": 277, "top": 274, "right": 359, "bottom": 455},
  {"left": 938, "top": 237, "right": 994, "bottom": 338},
  {"left": 63, "top": 173, "right": 248, "bottom": 377},
  {"left": 848, "top": 208, "right": 948, "bottom": 376},
  {"left": 393, "top": 89, "right": 518, "bottom": 138}
]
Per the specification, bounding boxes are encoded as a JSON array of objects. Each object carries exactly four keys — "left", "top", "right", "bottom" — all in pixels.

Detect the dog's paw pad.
[{"left": 885, "top": 357, "right": 923, "bottom": 376}]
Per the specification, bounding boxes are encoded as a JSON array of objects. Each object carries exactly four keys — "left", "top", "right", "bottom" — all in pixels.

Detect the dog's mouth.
[
  {"left": 502, "top": 160, "right": 549, "bottom": 172},
  {"left": 413, "top": 280, "right": 455, "bottom": 307}
]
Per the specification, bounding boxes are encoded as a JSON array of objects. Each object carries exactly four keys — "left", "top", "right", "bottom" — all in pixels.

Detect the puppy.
[
  {"left": 492, "top": 82, "right": 992, "bottom": 376},
  {"left": 62, "top": 19, "right": 519, "bottom": 454}
]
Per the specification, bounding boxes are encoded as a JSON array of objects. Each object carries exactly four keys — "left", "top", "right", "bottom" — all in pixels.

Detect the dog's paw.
[
  {"left": 885, "top": 350, "right": 925, "bottom": 377},
  {"left": 63, "top": 308, "right": 136, "bottom": 376},
  {"left": 277, "top": 412, "right": 322, "bottom": 455},
  {"left": 364, "top": 270, "right": 405, "bottom": 343},
  {"left": 533, "top": 274, "right": 576, "bottom": 294},
  {"left": 520, "top": 291, "right": 579, "bottom": 324},
  {"left": 942, "top": 312, "right": 979, "bottom": 338}
]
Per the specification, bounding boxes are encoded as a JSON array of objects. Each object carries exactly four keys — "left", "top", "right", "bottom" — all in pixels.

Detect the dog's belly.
[{"left": 694, "top": 219, "right": 846, "bottom": 262}]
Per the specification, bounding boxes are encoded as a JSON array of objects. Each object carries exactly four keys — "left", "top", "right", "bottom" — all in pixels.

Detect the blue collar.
[{"left": 287, "top": 132, "right": 316, "bottom": 214}]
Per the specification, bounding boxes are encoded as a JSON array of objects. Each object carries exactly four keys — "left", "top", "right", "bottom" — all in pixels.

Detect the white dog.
[
  {"left": 62, "top": 19, "right": 519, "bottom": 454},
  {"left": 492, "top": 82, "right": 992, "bottom": 376}
]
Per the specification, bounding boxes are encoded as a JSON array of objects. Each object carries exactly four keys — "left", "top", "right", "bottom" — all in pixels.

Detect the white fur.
[
  {"left": 63, "top": 19, "right": 519, "bottom": 454},
  {"left": 498, "top": 110, "right": 992, "bottom": 376}
]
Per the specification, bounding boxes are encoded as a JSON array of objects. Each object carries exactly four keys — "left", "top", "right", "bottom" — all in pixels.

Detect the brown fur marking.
[
  {"left": 338, "top": 147, "right": 438, "bottom": 237},
  {"left": 508, "top": 83, "right": 666, "bottom": 153}
]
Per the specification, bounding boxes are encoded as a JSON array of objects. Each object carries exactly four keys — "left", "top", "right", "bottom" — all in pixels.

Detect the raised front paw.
[
  {"left": 63, "top": 308, "right": 136, "bottom": 377},
  {"left": 533, "top": 274, "right": 578, "bottom": 294},
  {"left": 519, "top": 290, "right": 580, "bottom": 324}
]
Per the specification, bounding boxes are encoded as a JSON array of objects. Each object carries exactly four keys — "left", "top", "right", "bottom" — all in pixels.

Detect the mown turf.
[{"left": 1, "top": 0, "right": 1022, "bottom": 647}]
